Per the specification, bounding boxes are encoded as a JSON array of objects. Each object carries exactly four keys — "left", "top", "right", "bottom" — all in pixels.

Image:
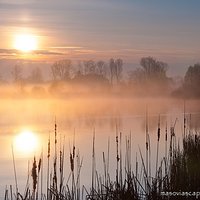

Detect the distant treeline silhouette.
[{"left": 0, "top": 57, "right": 200, "bottom": 98}]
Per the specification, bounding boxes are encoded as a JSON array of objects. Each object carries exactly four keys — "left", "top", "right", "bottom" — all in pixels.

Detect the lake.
[{"left": 0, "top": 96, "right": 200, "bottom": 198}]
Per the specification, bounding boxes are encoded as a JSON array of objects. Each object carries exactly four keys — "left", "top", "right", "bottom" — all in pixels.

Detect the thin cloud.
[
  {"left": 0, "top": 49, "right": 18, "bottom": 54},
  {"left": 50, "top": 46, "right": 83, "bottom": 49},
  {"left": 33, "top": 50, "right": 63, "bottom": 55},
  {"left": 0, "top": 48, "right": 64, "bottom": 56}
]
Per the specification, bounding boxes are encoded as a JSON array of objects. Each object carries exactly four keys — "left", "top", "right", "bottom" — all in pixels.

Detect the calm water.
[{"left": 0, "top": 97, "right": 200, "bottom": 198}]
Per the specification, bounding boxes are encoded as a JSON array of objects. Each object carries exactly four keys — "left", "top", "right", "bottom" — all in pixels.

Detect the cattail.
[
  {"left": 47, "top": 134, "right": 50, "bottom": 200},
  {"left": 156, "top": 115, "right": 161, "bottom": 179},
  {"left": 116, "top": 136, "right": 120, "bottom": 162},
  {"left": 73, "top": 146, "right": 75, "bottom": 159},
  {"left": 38, "top": 158, "right": 42, "bottom": 174},
  {"left": 55, "top": 118, "right": 57, "bottom": 144},
  {"left": 170, "top": 127, "right": 175, "bottom": 137},
  {"left": 47, "top": 137, "right": 50, "bottom": 159},
  {"left": 60, "top": 150, "right": 62, "bottom": 173},
  {"left": 31, "top": 157, "right": 37, "bottom": 192},
  {"left": 70, "top": 153, "right": 74, "bottom": 172},
  {"left": 157, "top": 115, "right": 161, "bottom": 142}
]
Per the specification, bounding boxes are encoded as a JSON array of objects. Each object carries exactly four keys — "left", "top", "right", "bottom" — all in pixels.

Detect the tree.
[
  {"left": 51, "top": 59, "right": 72, "bottom": 81},
  {"left": 140, "top": 57, "right": 168, "bottom": 81},
  {"left": 109, "top": 58, "right": 115, "bottom": 85},
  {"left": 29, "top": 67, "right": 43, "bottom": 83},
  {"left": 128, "top": 68, "right": 145, "bottom": 85},
  {"left": 109, "top": 58, "right": 123, "bottom": 85},
  {"left": 128, "top": 57, "right": 170, "bottom": 95},
  {"left": 115, "top": 58, "right": 123, "bottom": 83},
  {"left": 12, "top": 64, "right": 22, "bottom": 82},
  {"left": 96, "top": 60, "right": 107, "bottom": 77},
  {"left": 183, "top": 63, "right": 200, "bottom": 97},
  {"left": 83, "top": 60, "right": 96, "bottom": 75},
  {"left": 129, "top": 57, "right": 168, "bottom": 84}
]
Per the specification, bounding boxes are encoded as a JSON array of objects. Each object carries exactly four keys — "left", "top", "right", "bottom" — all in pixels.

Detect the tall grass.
[{"left": 4, "top": 114, "right": 200, "bottom": 200}]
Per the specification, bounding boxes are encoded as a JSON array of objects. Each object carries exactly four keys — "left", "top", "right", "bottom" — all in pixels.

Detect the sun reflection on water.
[{"left": 14, "top": 130, "right": 39, "bottom": 155}]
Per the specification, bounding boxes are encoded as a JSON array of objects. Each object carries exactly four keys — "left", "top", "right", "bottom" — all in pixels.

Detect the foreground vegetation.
[{"left": 3, "top": 115, "right": 200, "bottom": 200}]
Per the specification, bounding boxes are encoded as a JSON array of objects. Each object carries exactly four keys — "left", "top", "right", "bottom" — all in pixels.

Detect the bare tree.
[
  {"left": 29, "top": 67, "right": 43, "bottom": 83},
  {"left": 128, "top": 57, "right": 169, "bottom": 95},
  {"left": 115, "top": 58, "right": 123, "bottom": 83},
  {"left": 183, "top": 63, "right": 200, "bottom": 96},
  {"left": 12, "top": 64, "right": 22, "bottom": 82},
  {"left": 109, "top": 58, "right": 115, "bottom": 85},
  {"left": 140, "top": 57, "right": 168, "bottom": 81},
  {"left": 109, "top": 58, "right": 123, "bottom": 85},
  {"left": 128, "top": 68, "right": 145, "bottom": 85},
  {"left": 51, "top": 59, "right": 72, "bottom": 81},
  {"left": 83, "top": 60, "right": 96, "bottom": 75},
  {"left": 96, "top": 60, "right": 107, "bottom": 77}
]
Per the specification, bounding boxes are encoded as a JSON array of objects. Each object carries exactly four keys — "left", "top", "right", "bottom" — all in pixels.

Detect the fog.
[{"left": 0, "top": 57, "right": 200, "bottom": 198}]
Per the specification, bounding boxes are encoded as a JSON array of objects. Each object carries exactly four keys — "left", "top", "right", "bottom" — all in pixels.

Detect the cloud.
[
  {"left": 33, "top": 50, "right": 63, "bottom": 55},
  {"left": 0, "top": 49, "right": 18, "bottom": 54},
  {"left": 0, "top": 48, "right": 64, "bottom": 56},
  {"left": 50, "top": 46, "right": 83, "bottom": 49}
]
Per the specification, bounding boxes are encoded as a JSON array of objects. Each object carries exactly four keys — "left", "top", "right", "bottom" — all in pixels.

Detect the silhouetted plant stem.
[
  {"left": 53, "top": 118, "right": 58, "bottom": 197},
  {"left": 155, "top": 115, "right": 161, "bottom": 179},
  {"left": 11, "top": 145, "right": 18, "bottom": 200},
  {"left": 47, "top": 133, "right": 50, "bottom": 200},
  {"left": 119, "top": 132, "right": 122, "bottom": 188},
  {"left": 10, "top": 185, "right": 13, "bottom": 200},
  {"left": 116, "top": 124, "right": 119, "bottom": 189},
  {"left": 184, "top": 100, "right": 186, "bottom": 138},
  {"left": 91, "top": 129, "right": 96, "bottom": 198},
  {"left": 145, "top": 106, "right": 149, "bottom": 195}
]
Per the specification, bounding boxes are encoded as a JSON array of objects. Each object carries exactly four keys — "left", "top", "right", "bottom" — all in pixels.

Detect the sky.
[{"left": 0, "top": 0, "right": 200, "bottom": 75}]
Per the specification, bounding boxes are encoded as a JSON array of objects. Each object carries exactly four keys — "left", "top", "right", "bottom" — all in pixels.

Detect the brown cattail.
[
  {"left": 55, "top": 119, "right": 57, "bottom": 145},
  {"left": 38, "top": 158, "right": 42, "bottom": 174},
  {"left": 157, "top": 115, "right": 161, "bottom": 141},
  {"left": 116, "top": 136, "right": 120, "bottom": 162},
  {"left": 73, "top": 146, "right": 75, "bottom": 159},
  {"left": 47, "top": 136, "right": 50, "bottom": 158},
  {"left": 70, "top": 153, "right": 74, "bottom": 172},
  {"left": 31, "top": 157, "right": 37, "bottom": 192},
  {"left": 60, "top": 150, "right": 62, "bottom": 173}
]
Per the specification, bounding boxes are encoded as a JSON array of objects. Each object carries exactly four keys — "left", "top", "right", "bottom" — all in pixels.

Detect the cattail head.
[
  {"left": 116, "top": 136, "right": 118, "bottom": 143},
  {"left": 157, "top": 127, "right": 160, "bottom": 141},
  {"left": 70, "top": 153, "right": 74, "bottom": 172},
  {"left": 73, "top": 146, "right": 75, "bottom": 159},
  {"left": 195, "top": 134, "right": 197, "bottom": 144},
  {"left": 55, "top": 123, "right": 57, "bottom": 145},
  {"left": 31, "top": 156, "right": 37, "bottom": 192},
  {"left": 60, "top": 150, "right": 62, "bottom": 172},
  {"left": 48, "top": 137, "right": 50, "bottom": 158},
  {"left": 117, "top": 154, "right": 120, "bottom": 162},
  {"left": 170, "top": 127, "right": 175, "bottom": 137},
  {"left": 38, "top": 158, "right": 42, "bottom": 174},
  {"left": 157, "top": 115, "right": 161, "bottom": 141},
  {"left": 146, "top": 141, "right": 148, "bottom": 151}
]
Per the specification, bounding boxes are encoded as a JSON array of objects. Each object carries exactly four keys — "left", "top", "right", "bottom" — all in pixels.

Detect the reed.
[{"left": 5, "top": 112, "right": 200, "bottom": 200}]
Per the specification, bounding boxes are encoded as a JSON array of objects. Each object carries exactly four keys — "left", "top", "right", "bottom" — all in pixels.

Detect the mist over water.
[{"left": 0, "top": 84, "right": 200, "bottom": 198}]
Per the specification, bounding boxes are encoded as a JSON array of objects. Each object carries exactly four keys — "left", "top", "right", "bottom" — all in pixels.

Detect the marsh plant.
[{"left": 4, "top": 115, "right": 200, "bottom": 200}]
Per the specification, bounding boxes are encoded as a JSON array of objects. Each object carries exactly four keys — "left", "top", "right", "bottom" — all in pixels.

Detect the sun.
[
  {"left": 14, "top": 130, "right": 39, "bottom": 155},
  {"left": 14, "top": 33, "right": 38, "bottom": 52}
]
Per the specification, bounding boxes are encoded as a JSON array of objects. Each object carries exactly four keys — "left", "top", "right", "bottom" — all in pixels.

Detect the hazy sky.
[{"left": 1, "top": 0, "right": 200, "bottom": 75}]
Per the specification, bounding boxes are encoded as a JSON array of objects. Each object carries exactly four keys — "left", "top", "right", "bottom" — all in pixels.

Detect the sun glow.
[
  {"left": 14, "top": 33, "right": 38, "bottom": 52},
  {"left": 14, "top": 130, "right": 39, "bottom": 155}
]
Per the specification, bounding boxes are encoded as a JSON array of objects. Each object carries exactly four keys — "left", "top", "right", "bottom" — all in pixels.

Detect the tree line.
[{"left": 1, "top": 57, "right": 200, "bottom": 97}]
